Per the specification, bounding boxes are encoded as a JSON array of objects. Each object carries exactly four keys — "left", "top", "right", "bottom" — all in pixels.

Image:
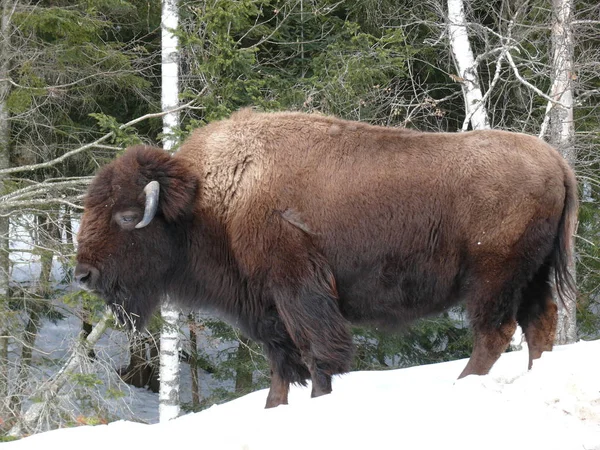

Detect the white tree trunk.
[
  {"left": 548, "top": 0, "right": 577, "bottom": 345},
  {"left": 447, "top": 0, "right": 489, "bottom": 131},
  {"left": 159, "top": 303, "right": 181, "bottom": 422},
  {"left": 162, "top": 0, "right": 179, "bottom": 152},
  {"left": 159, "top": 0, "right": 181, "bottom": 423}
]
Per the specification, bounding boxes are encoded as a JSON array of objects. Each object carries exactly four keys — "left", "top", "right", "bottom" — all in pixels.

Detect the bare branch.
[
  {"left": 571, "top": 20, "right": 600, "bottom": 25},
  {"left": 236, "top": 0, "right": 300, "bottom": 49},
  {"left": 538, "top": 76, "right": 561, "bottom": 138},
  {"left": 576, "top": 89, "right": 600, "bottom": 105},
  {"left": 0, "top": 99, "right": 199, "bottom": 176},
  {"left": 8, "top": 311, "right": 112, "bottom": 437},
  {"left": 505, "top": 51, "right": 569, "bottom": 108},
  {"left": 0, "top": 69, "right": 149, "bottom": 91},
  {"left": 0, "top": 197, "right": 84, "bottom": 212},
  {"left": 0, "top": 177, "right": 92, "bottom": 202}
]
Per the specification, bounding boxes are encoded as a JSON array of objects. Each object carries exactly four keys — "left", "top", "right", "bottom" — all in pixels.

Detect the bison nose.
[{"left": 74, "top": 263, "right": 99, "bottom": 290}]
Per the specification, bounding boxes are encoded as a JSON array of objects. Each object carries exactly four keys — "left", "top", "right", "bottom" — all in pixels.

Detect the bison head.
[{"left": 75, "top": 145, "right": 198, "bottom": 329}]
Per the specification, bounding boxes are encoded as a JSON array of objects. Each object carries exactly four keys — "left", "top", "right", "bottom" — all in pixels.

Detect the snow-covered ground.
[{"left": 7, "top": 339, "right": 600, "bottom": 450}]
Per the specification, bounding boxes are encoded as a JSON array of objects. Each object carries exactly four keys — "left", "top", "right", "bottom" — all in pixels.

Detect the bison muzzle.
[{"left": 75, "top": 109, "right": 578, "bottom": 408}]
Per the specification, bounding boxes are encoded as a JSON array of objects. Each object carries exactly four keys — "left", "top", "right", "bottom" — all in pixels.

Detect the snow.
[{"left": 6, "top": 339, "right": 600, "bottom": 450}]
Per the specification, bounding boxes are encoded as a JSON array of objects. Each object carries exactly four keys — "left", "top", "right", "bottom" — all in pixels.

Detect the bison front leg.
[
  {"left": 305, "top": 360, "right": 333, "bottom": 398},
  {"left": 234, "top": 210, "right": 353, "bottom": 402},
  {"left": 263, "top": 348, "right": 331, "bottom": 407},
  {"left": 265, "top": 364, "right": 290, "bottom": 408},
  {"left": 269, "top": 252, "right": 354, "bottom": 400},
  {"left": 258, "top": 313, "right": 311, "bottom": 408}
]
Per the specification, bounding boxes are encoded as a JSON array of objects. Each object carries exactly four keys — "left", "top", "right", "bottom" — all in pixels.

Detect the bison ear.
[{"left": 134, "top": 147, "right": 198, "bottom": 223}]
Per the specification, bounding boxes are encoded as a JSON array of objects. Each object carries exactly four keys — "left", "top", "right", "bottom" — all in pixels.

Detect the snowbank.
[{"left": 7, "top": 340, "right": 600, "bottom": 450}]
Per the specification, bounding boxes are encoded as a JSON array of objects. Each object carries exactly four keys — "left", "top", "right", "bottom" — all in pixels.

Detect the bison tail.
[{"left": 551, "top": 162, "right": 578, "bottom": 306}]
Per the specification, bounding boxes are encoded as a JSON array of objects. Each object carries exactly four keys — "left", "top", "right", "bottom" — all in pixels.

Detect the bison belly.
[{"left": 333, "top": 251, "right": 464, "bottom": 328}]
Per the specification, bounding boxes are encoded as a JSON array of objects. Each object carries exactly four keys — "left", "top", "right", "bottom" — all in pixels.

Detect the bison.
[{"left": 75, "top": 109, "right": 577, "bottom": 408}]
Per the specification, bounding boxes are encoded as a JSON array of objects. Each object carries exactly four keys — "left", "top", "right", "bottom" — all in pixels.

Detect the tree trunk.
[
  {"left": 159, "top": 0, "right": 181, "bottom": 423},
  {"left": 161, "top": 0, "right": 179, "bottom": 151},
  {"left": 9, "top": 302, "right": 42, "bottom": 414},
  {"left": 548, "top": 0, "right": 577, "bottom": 345},
  {"left": 37, "top": 213, "right": 59, "bottom": 296},
  {"left": 159, "top": 304, "right": 180, "bottom": 421},
  {"left": 188, "top": 314, "right": 201, "bottom": 407},
  {"left": 9, "top": 214, "right": 60, "bottom": 413},
  {"left": 447, "top": 0, "right": 490, "bottom": 130},
  {"left": 0, "top": 0, "right": 13, "bottom": 417},
  {"left": 376, "top": 336, "right": 389, "bottom": 368}
]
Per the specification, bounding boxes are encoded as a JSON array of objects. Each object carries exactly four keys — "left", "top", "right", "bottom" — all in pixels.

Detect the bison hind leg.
[
  {"left": 459, "top": 271, "right": 522, "bottom": 378},
  {"left": 459, "top": 318, "right": 517, "bottom": 378},
  {"left": 516, "top": 263, "right": 557, "bottom": 370}
]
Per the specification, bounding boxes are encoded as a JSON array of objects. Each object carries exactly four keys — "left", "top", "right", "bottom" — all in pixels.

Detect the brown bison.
[{"left": 75, "top": 109, "right": 577, "bottom": 408}]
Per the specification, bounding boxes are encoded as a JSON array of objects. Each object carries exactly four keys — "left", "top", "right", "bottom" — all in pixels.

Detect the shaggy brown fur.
[{"left": 75, "top": 110, "right": 578, "bottom": 408}]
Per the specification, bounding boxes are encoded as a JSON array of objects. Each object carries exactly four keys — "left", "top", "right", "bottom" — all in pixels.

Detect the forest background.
[{"left": 0, "top": 0, "right": 598, "bottom": 438}]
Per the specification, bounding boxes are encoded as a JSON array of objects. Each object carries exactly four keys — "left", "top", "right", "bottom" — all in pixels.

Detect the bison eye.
[{"left": 115, "top": 211, "right": 141, "bottom": 230}]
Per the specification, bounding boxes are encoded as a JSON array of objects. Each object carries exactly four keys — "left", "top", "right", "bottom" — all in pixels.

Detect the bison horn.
[{"left": 135, "top": 180, "right": 160, "bottom": 229}]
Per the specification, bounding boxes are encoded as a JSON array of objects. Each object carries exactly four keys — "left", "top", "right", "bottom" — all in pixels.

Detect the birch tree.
[
  {"left": 159, "top": 0, "right": 181, "bottom": 423},
  {"left": 446, "top": 0, "right": 489, "bottom": 130},
  {"left": 547, "top": 0, "right": 577, "bottom": 344}
]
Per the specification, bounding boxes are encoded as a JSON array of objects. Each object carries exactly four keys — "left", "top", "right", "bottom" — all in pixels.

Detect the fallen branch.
[{"left": 8, "top": 310, "right": 112, "bottom": 437}]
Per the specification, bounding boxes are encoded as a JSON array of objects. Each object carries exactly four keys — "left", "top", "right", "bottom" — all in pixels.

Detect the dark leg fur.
[
  {"left": 303, "top": 357, "right": 332, "bottom": 398},
  {"left": 517, "top": 263, "right": 558, "bottom": 369},
  {"left": 311, "top": 372, "right": 332, "bottom": 398},
  {"left": 269, "top": 251, "right": 353, "bottom": 399},
  {"left": 255, "top": 312, "right": 310, "bottom": 407},
  {"left": 460, "top": 271, "right": 521, "bottom": 378},
  {"left": 246, "top": 213, "right": 354, "bottom": 403}
]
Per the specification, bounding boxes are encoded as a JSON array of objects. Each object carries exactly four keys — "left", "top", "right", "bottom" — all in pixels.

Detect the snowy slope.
[{"left": 7, "top": 340, "right": 600, "bottom": 450}]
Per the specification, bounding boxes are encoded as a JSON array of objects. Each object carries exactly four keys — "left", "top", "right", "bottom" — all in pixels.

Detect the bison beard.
[{"left": 75, "top": 110, "right": 578, "bottom": 408}]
